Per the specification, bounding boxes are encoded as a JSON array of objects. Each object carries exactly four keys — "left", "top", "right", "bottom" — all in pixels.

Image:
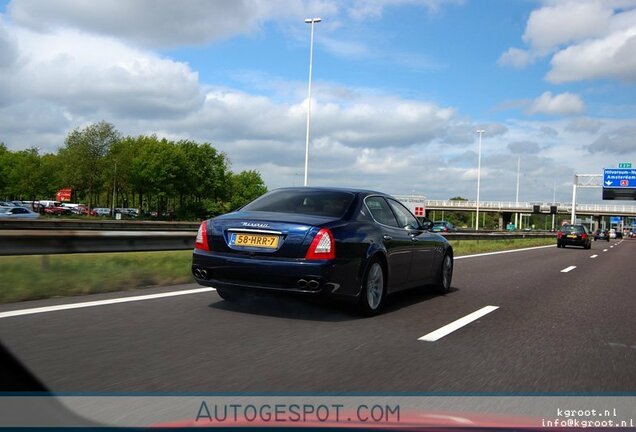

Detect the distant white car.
[
  {"left": 0, "top": 206, "right": 40, "bottom": 219},
  {"left": 609, "top": 229, "right": 617, "bottom": 239}
]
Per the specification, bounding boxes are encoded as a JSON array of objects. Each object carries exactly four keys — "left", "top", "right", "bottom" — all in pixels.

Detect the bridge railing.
[{"left": 420, "top": 200, "right": 636, "bottom": 214}]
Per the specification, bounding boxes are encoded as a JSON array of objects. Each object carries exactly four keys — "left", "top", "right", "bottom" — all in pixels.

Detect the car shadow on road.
[
  {"left": 208, "top": 286, "right": 459, "bottom": 321},
  {"left": 208, "top": 294, "right": 358, "bottom": 322},
  {"left": 382, "top": 286, "right": 460, "bottom": 314}
]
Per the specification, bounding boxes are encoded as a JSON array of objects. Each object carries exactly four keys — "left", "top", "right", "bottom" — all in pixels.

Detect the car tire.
[
  {"left": 358, "top": 259, "right": 386, "bottom": 317},
  {"left": 434, "top": 252, "right": 453, "bottom": 295},
  {"left": 216, "top": 287, "right": 242, "bottom": 302}
]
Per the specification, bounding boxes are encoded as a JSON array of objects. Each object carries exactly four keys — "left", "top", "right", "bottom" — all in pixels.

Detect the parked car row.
[{"left": 0, "top": 200, "right": 145, "bottom": 219}]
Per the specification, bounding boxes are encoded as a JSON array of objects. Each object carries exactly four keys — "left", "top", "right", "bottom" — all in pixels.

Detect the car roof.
[{"left": 271, "top": 186, "right": 387, "bottom": 197}]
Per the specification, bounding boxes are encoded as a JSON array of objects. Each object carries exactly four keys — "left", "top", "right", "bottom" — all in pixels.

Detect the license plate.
[
  {"left": 230, "top": 233, "right": 280, "bottom": 249},
  {"left": 567, "top": 234, "right": 577, "bottom": 238}
]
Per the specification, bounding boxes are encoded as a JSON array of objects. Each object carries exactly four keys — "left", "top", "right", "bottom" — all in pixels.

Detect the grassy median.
[
  {"left": 0, "top": 251, "right": 193, "bottom": 304},
  {"left": 0, "top": 237, "right": 555, "bottom": 304}
]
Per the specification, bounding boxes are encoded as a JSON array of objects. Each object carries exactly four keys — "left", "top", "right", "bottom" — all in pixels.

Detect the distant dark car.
[
  {"left": 0, "top": 206, "right": 40, "bottom": 219},
  {"left": 91, "top": 207, "right": 112, "bottom": 217},
  {"left": 192, "top": 187, "right": 454, "bottom": 316},
  {"left": 557, "top": 224, "right": 591, "bottom": 249},
  {"left": 431, "top": 220, "right": 457, "bottom": 233},
  {"left": 593, "top": 229, "right": 610, "bottom": 241}
]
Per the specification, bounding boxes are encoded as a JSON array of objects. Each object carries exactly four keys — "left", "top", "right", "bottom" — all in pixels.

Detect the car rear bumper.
[
  {"left": 192, "top": 250, "right": 361, "bottom": 301},
  {"left": 558, "top": 238, "right": 588, "bottom": 246}
]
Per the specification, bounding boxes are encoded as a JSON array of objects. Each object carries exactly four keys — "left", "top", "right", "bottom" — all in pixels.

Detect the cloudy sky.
[{"left": 1, "top": 0, "right": 635, "bottom": 204}]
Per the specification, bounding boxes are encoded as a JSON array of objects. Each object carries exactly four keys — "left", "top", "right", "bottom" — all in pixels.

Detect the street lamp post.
[
  {"left": 303, "top": 17, "right": 321, "bottom": 187},
  {"left": 475, "top": 129, "right": 485, "bottom": 230},
  {"left": 515, "top": 156, "right": 520, "bottom": 228}
]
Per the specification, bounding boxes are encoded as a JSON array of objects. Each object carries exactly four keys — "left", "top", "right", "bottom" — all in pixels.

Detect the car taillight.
[
  {"left": 305, "top": 228, "right": 335, "bottom": 260},
  {"left": 443, "top": 227, "right": 448, "bottom": 232},
  {"left": 195, "top": 222, "right": 210, "bottom": 251},
  {"left": 557, "top": 231, "right": 563, "bottom": 238},
  {"left": 581, "top": 233, "right": 587, "bottom": 240}
]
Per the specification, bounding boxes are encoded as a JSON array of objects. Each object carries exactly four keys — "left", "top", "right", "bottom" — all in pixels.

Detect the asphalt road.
[{"left": 1, "top": 239, "right": 635, "bottom": 393}]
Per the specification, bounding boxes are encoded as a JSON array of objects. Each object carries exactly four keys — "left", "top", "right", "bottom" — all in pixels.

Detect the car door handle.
[{"left": 383, "top": 235, "right": 392, "bottom": 241}]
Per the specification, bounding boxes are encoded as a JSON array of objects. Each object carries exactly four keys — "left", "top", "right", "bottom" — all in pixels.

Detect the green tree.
[
  {"left": 0, "top": 143, "right": 8, "bottom": 197},
  {"left": 58, "top": 121, "right": 120, "bottom": 206},
  {"left": 3, "top": 147, "right": 45, "bottom": 200},
  {"left": 228, "top": 170, "right": 268, "bottom": 211}
]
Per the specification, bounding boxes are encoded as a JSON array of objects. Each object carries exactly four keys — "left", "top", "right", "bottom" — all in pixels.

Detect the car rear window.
[
  {"left": 241, "top": 190, "right": 355, "bottom": 218},
  {"left": 560, "top": 225, "right": 585, "bottom": 234}
]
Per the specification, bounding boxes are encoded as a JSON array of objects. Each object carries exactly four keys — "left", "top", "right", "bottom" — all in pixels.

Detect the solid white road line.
[
  {"left": 455, "top": 244, "right": 555, "bottom": 260},
  {"left": 590, "top": 255, "right": 598, "bottom": 259},
  {"left": 418, "top": 305, "right": 499, "bottom": 342},
  {"left": 561, "top": 266, "right": 576, "bottom": 273},
  {"left": 0, "top": 287, "right": 216, "bottom": 319}
]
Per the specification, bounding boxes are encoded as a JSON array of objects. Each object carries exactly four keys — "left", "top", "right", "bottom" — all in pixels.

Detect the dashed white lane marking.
[
  {"left": 0, "top": 287, "right": 216, "bottom": 319},
  {"left": 418, "top": 305, "right": 499, "bottom": 342},
  {"left": 561, "top": 266, "right": 576, "bottom": 273},
  {"left": 590, "top": 255, "right": 598, "bottom": 259},
  {"left": 603, "top": 249, "right": 609, "bottom": 252}
]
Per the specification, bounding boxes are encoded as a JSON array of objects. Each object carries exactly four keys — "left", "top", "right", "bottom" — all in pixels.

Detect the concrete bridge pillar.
[{"left": 500, "top": 212, "right": 513, "bottom": 230}]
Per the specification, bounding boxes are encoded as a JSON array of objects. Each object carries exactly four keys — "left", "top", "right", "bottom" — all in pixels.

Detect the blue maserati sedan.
[{"left": 192, "top": 187, "right": 453, "bottom": 315}]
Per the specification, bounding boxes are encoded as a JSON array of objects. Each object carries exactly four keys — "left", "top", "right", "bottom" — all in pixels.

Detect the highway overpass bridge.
[
  {"left": 422, "top": 200, "right": 636, "bottom": 217},
  {"left": 395, "top": 196, "right": 636, "bottom": 229}
]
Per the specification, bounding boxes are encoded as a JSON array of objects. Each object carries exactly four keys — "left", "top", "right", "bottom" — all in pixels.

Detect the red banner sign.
[{"left": 56, "top": 188, "right": 72, "bottom": 202}]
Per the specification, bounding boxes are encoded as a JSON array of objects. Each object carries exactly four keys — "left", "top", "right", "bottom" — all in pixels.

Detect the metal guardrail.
[
  {"left": 0, "top": 227, "right": 554, "bottom": 256},
  {"left": 0, "top": 230, "right": 196, "bottom": 256},
  {"left": 0, "top": 219, "right": 200, "bottom": 231},
  {"left": 444, "top": 232, "right": 554, "bottom": 241}
]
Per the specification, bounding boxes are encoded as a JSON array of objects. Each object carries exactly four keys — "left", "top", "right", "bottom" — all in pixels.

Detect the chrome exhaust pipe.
[
  {"left": 200, "top": 269, "right": 208, "bottom": 279},
  {"left": 307, "top": 280, "right": 320, "bottom": 290},
  {"left": 193, "top": 268, "right": 201, "bottom": 278},
  {"left": 297, "top": 279, "right": 308, "bottom": 289}
]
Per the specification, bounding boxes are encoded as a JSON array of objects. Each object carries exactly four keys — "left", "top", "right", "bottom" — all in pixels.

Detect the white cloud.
[
  {"left": 7, "top": 0, "right": 462, "bottom": 49},
  {"left": 584, "top": 126, "right": 636, "bottom": 154},
  {"left": 7, "top": 0, "right": 339, "bottom": 48},
  {"left": 499, "top": 1, "right": 636, "bottom": 83},
  {"left": 547, "top": 26, "right": 636, "bottom": 83},
  {"left": 565, "top": 118, "right": 604, "bottom": 134},
  {"left": 12, "top": 27, "right": 204, "bottom": 118},
  {"left": 507, "top": 141, "right": 542, "bottom": 154},
  {"left": 497, "top": 47, "right": 533, "bottom": 69},
  {"left": 522, "top": 2, "right": 612, "bottom": 53},
  {"left": 526, "top": 92, "right": 585, "bottom": 116}
]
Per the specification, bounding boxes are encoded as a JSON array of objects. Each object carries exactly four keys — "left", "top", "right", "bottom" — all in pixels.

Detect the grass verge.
[
  {"left": 0, "top": 237, "right": 555, "bottom": 304},
  {"left": 450, "top": 237, "right": 554, "bottom": 256},
  {"left": 0, "top": 251, "right": 193, "bottom": 304}
]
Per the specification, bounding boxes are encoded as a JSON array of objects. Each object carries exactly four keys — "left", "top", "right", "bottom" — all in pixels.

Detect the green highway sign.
[{"left": 618, "top": 162, "right": 632, "bottom": 168}]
